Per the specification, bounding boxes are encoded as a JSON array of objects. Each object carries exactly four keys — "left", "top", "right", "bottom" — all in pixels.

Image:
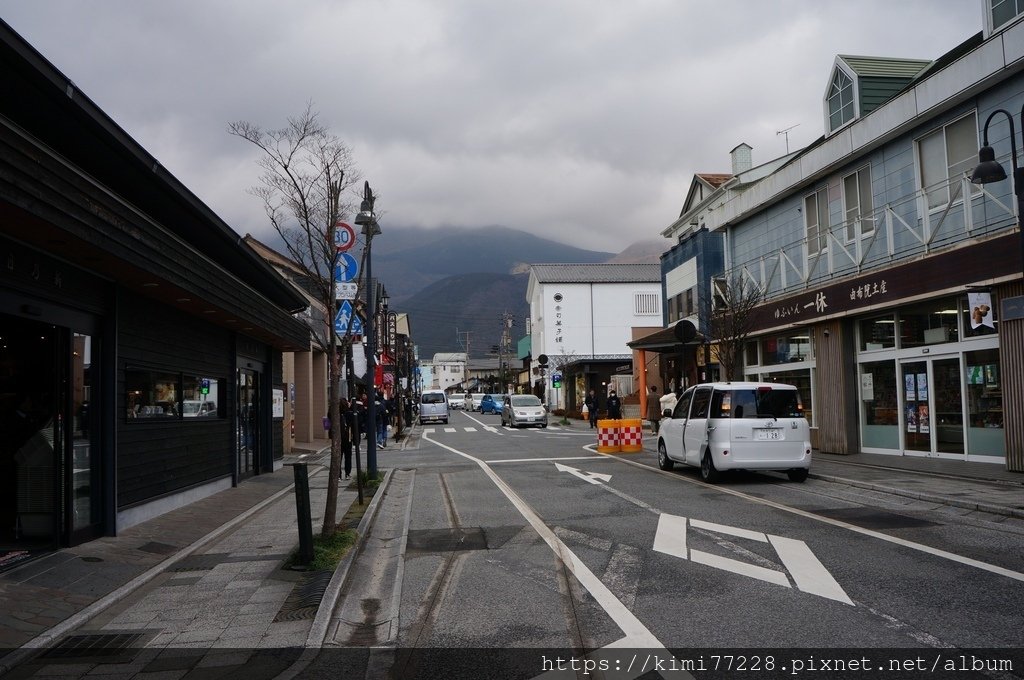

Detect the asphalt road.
[{"left": 333, "top": 408, "right": 1024, "bottom": 678}]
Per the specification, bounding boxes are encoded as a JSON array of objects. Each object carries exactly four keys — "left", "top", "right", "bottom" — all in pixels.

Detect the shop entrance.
[
  {"left": 900, "top": 357, "right": 964, "bottom": 457},
  {"left": 1, "top": 311, "right": 101, "bottom": 567},
  {"left": 237, "top": 367, "right": 261, "bottom": 479}
]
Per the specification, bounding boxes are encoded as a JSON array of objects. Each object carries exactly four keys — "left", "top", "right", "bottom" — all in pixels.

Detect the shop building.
[
  {"left": 1, "top": 22, "right": 310, "bottom": 559},
  {"left": 664, "top": 9, "right": 1024, "bottom": 469}
]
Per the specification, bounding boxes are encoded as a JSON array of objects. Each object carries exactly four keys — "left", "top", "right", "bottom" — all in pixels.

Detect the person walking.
[
  {"left": 647, "top": 385, "right": 662, "bottom": 434},
  {"left": 375, "top": 391, "right": 388, "bottom": 448},
  {"left": 339, "top": 397, "right": 353, "bottom": 480},
  {"left": 585, "top": 389, "right": 598, "bottom": 428},
  {"left": 606, "top": 389, "right": 622, "bottom": 420}
]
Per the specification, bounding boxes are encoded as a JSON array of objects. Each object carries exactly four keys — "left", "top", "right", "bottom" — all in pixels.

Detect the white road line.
[
  {"left": 444, "top": 427, "right": 456, "bottom": 433},
  {"left": 489, "top": 455, "right": 615, "bottom": 464},
  {"left": 422, "top": 432, "right": 671, "bottom": 656},
  {"left": 689, "top": 550, "right": 792, "bottom": 589},
  {"left": 769, "top": 535, "right": 855, "bottom": 605},
  {"left": 604, "top": 453, "right": 1024, "bottom": 584},
  {"left": 464, "top": 427, "right": 477, "bottom": 432}
]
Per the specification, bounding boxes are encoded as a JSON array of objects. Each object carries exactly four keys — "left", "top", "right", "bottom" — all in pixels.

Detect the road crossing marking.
[
  {"left": 444, "top": 427, "right": 456, "bottom": 433},
  {"left": 654, "top": 514, "right": 854, "bottom": 605},
  {"left": 554, "top": 462, "right": 612, "bottom": 485}
]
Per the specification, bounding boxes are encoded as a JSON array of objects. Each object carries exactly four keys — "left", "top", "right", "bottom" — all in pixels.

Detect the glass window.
[
  {"left": 843, "top": 166, "right": 873, "bottom": 241},
  {"left": 827, "top": 69, "right": 855, "bottom": 131},
  {"left": 745, "top": 341, "right": 759, "bottom": 366},
  {"left": 899, "top": 298, "right": 960, "bottom": 347},
  {"left": 917, "top": 113, "right": 979, "bottom": 210},
  {"left": 859, "top": 315, "right": 896, "bottom": 351},
  {"left": 767, "top": 370, "right": 812, "bottom": 424},
  {"left": 182, "top": 376, "right": 222, "bottom": 418},
  {"left": 690, "top": 387, "right": 712, "bottom": 418},
  {"left": 991, "top": 0, "right": 1024, "bottom": 31},
  {"left": 966, "top": 349, "right": 1004, "bottom": 457},
  {"left": 760, "top": 334, "right": 812, "bottom": 366},
  {"left": 861, "top": 360, "right": 899, "bottom": 449},
  {"left": 672, "top": 388, "right": 693, "bottom": 419},
  {"left": 126, "top": 370, "right": 179, "bottom": 419},
  {"left": 804, "top": 187, "right": 829, "bottom": 255}
]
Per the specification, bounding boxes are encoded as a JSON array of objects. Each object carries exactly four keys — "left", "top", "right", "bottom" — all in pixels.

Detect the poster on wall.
[
  {"left": 272, "top": 389, "right": 284, "bottom": 418},
  {"left": 906, "top": 404, "right": 918, "bottom": 432},
  {"left": 918, "top": 403, "right": 929, "bottom": 434},
  {"left": 916, "top": 373, "right": 928, "bottom": 400},
  {"left": 905, "top": 374, "right": 916, "bottom": 401}
]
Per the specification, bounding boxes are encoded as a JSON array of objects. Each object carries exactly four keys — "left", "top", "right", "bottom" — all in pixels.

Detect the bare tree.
[
  {"left": 229, "top": 103, "right": 360, "bottom": 537},
  {"left": 704, "top": 274, "right": 765, "bottom": 382}
]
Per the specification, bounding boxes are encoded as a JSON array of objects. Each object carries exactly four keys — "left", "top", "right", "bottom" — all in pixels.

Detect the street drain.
[
  {"left": 274, "top": 570, "right": 333, "bottom": 621},
  {"left": 406, "top": 527, "right": 488, "bottom": 553},
  {"left": 40, "top": 632, "right": 154, "bottom": 663}
]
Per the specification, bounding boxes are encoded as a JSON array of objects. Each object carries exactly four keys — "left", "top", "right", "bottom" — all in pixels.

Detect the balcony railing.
[{"left": 721, "top": 171, "right": 1019, "bottom": 303}]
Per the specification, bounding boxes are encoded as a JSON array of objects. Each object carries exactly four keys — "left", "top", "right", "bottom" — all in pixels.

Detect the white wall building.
[
  {"left": 527, "top": 264, "right": 662, "bottom": 410},
  {"left": 425, "top": 352, "right": 468, "bottom": 391}
]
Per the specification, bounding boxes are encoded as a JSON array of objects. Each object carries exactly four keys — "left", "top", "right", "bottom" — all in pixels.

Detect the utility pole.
[
  {"left": 500, "top": 311, "right": 513, "bottom": 393},
  {"left": 457, "top": 329, "right": 471, "bottom": 392}
]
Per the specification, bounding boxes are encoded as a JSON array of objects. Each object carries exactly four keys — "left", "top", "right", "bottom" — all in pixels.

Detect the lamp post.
[
  {"left": 971, "top": 107, "right": 1024, "bottom": 278},
  {"left": 355, "top": 181, "right": 381, "bottom": 478}
]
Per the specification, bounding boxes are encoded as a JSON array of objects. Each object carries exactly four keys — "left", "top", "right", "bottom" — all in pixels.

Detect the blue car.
[{"left": 479, "top": 394, "right": 503, "bottom": 414}]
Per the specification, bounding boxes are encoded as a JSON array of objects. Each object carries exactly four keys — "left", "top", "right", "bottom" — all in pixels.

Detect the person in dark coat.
[
  {"left": 339, "top": 398, "right": 353, "bottom": 479},
  {"left": 647, "top": 385, "right": 662, "bottom": 434},
  {"left": 606, "top": 390, "right": 622, "bottom": 420},
  {"left": 585, "top": 389, "right": 598, "bottom": 428}
]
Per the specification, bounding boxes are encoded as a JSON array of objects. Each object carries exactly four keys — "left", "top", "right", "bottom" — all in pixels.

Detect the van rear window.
[
  {"left": 421, "top": 393, "right": 445, "bottom": 404},
  {"left": 711, "top": 389, "right": 802, "bottom": 418}
]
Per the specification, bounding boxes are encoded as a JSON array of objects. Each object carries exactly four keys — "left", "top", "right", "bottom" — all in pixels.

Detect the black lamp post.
[
  {"left": 355, "top": 181, "right": 381, "bottom": 478},
  {"left": 971, "top": 107, "right": 1024, "bottom": 278}
]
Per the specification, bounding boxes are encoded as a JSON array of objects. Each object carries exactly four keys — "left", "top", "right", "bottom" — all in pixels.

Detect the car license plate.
[{"left": 756, "top": 428, "right": 782, "bottom": 441}]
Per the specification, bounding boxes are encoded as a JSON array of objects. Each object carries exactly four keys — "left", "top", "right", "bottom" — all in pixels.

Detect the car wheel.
[
  {"left": 657, "top": 441, "right": 674, "bottom": 471},
  {"left": 700, "top": 450, "right": 721, "bottom": 483},
  {"left": 541, "top": 424, "right": 547, "bottom": 428},
  {"left": 787, "top": 468, "right": 809, "bottom": 483}
]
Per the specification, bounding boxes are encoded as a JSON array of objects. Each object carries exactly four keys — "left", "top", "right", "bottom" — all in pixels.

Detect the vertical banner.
[{"left": 967, "top": 292, "right": 994, "bottom": 329}]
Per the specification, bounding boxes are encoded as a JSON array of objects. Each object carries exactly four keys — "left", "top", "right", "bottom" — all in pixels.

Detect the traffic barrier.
[
  {"left": 596, "top": 419, "right": 620, "bottom": 453},
  {"left": 618, "top": 419, "right": 643, "bottom": 453}
]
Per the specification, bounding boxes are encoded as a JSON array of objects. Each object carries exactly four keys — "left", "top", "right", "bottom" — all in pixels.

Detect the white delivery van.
[
  {"left": 656, "top": 382, "right": 811, "bottom": 483},
  {"left": 419, "top": 390, "right": 449, "bottom": 425}
]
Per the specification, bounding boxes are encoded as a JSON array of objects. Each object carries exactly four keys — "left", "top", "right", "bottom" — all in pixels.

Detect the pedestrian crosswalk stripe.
[
  {"left": 465, "top": 427, "right": 477, "bottom": 432},
  {"left": 444, "top": 427, "right": 456, "bottom": 433}
]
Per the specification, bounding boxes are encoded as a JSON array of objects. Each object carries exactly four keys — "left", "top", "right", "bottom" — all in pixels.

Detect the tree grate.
[{"left": 274, "top": 570, "right": 333, "bottom": 622}]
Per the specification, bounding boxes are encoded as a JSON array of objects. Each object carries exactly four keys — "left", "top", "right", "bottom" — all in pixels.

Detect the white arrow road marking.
[
  {"left": 554, "top": 462, "right": 612, "bottom": 485},
  {"left": 653, "top": 513, "right": 853, "bottom": 605}
]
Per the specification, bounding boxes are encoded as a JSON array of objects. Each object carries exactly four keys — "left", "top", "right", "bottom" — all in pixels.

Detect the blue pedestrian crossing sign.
[
  {"left": 334, "top": 300, "right": 364, "bottom": 336},
  {"left": 334, "top": 253, "right": 359, "bottom": 283}
]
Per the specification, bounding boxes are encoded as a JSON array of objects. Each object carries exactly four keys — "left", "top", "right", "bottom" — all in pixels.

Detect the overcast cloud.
[{"left": 1, "top": 1, "right": 981, "bottom": 252}]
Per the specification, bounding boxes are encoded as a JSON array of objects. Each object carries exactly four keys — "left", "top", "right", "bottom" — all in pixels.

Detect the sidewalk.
[{"left": 1, "top": 426, "right": 1022, "bottom": 676}]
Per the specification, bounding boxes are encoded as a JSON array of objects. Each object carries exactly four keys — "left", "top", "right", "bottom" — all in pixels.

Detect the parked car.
[
  {"left": 182, "top": 400, "right": 217, "bottom": 417},
  {"left": 470, "top": 393, "right": 485, "bottom": 411},
  {"left": 479, "top": 394, "right": 503, "bottom": 415},
  {"left": 657, "top": 382, "right": 811, "bottom": 483},
  {"left": 501, "top": 394, "right": 548, "bottom": 428},
  {"left": 449, "top": 392, "right": 466, "bottom": 409},
  {"left": 419, "top": 390, "right": 449, "bottom": 425}
]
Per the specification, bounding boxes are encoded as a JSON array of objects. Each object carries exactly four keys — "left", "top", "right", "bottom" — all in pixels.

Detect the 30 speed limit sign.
[{"left": 333, "top": 221, "right": 355, "bottom": 252}]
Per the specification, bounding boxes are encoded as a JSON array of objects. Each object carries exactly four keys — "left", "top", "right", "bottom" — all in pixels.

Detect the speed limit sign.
[{"left": 333, "top": 221, "right": 355, "bottom": 252}]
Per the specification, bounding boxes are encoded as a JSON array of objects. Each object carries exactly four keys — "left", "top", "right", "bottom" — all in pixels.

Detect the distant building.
[{"left": 527, "top": 263, "right": 662, "bottom": 411}]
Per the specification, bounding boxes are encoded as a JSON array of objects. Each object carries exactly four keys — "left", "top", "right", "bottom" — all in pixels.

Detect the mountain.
[{"left": 372, "top": 225, "right": 614, "bottom": 303}]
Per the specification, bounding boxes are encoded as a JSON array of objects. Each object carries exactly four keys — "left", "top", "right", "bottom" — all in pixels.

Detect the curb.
[
  {"left": 808, "top": 472, "right": 1024, "bottom": 520},
  {"left": 305, "top": 467, "right": 396, "bottom": 647}
]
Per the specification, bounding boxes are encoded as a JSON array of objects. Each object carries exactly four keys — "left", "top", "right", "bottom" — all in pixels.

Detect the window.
[
  {"left": 990, "top": 0, "right": 1024, "bottom": 32},
  {"left": 126, "top": 369, "right": 223, "bottom": 420},
  {"left": 685, "top": 288, "right": 695, "bottom": 317},
  {"left": 859, "top": 315, "right": 896, "bottom": 351},
  {"left": 827, "top": 68, "right": 855, "bottom": 131},
  {"left": 760, "top": 334, "right": 811, "bottom": 366},
  {"left": 842, "top": 166, "right": 874, "bottom": 241},
  {"left": 635, "top": 292, "right": 660, "bottom": 315},
  {"left": 804, "top": 187, "right": 829, "bottom": 255},
  {"left": 917, "top": 113, "right": 979, "bottom": 210}
]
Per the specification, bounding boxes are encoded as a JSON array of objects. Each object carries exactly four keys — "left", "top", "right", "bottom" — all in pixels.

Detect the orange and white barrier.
[
  {"left": 618, "top": 419, "right": 643, "bottom": 453},
  {"left": 596, "top": 419, "right": 620, "bottom": 453}
]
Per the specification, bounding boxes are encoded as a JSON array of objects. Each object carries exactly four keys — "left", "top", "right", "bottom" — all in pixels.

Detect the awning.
[{"left": 627, "top": 325, "right": 705, "bottom": 352}]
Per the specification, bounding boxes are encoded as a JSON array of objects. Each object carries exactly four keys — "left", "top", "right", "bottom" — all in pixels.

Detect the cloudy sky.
[{"left": 1, "top": 1, "right": 981, "bottom": 253}]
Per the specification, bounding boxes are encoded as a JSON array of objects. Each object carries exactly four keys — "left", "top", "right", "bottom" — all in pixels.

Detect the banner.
[{"left": 968, "top": 292, "right": 994, "bottom": 329}]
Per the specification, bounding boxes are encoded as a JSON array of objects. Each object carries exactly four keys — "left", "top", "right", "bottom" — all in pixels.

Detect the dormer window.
[
  {"left": 827, "top": 69, "right": 855, "bottom": 132},
  {"left": 989, "top": 0, "right": 1024, "bottom": 34}
]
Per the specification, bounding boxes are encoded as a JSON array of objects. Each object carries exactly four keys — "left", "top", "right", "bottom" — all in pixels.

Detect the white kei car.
[{"left": 656, "top": 382, "right": 811, "bottom": 483}]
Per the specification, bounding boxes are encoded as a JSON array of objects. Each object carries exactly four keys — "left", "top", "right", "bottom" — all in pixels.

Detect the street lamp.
[
  {"left": 971, "top": 107, "right": 1024, "bottom": 279},
  {"left": 355, "top": 181, "right": 381, "bottom": 478}
]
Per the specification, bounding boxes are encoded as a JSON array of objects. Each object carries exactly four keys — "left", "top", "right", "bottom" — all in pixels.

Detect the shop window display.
[{"left": 966, "top": 349, "right": 1004, "bottom": 457}]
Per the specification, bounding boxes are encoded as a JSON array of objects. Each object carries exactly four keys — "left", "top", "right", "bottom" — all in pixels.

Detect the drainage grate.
[
  {"left": 168, "top": 552, "right": 291, "bottom": 572},
  {"left": 406, "top": 527, "right": 488, "bottom": 554},
  {"left": 41, "top": 632, "right": 153, "bottom": 664},
  {"left": 138, "top": 541, "right": 179, "bottom": 555},
  {"left": 274, "top": 570, "right": 333, "bottom": 622}
]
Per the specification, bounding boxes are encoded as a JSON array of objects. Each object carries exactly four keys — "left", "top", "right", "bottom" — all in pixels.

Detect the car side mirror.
[{"left": 662, "top": 409, "right": 672, "bottom": 418}]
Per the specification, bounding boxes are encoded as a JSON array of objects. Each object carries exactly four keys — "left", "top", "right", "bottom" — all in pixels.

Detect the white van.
[
  {"left": 419, "top": 390, "right": 449, "bottom": 425},
  {"left": 656, "top": 382, "right": 811, "bottom": 483}
]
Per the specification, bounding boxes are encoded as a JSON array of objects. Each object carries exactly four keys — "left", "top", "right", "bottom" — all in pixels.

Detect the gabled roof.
[
  {"left": 529, "top": 263, "right": 661, "bottom": 283},
  {"left": 696, "top": 173, "right": 732, "bottom": 189},
  {"left": 836, "top": 55, "right": 932, "bottom": 79}
]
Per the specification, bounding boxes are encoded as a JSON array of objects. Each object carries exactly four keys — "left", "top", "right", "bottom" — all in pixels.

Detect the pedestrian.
[
  {"left": 338, "top": 397, "right": 353, "bottom": 480},
  {"left": 606, "top": 390, "right": 622, "bottom": 420},
  {"left": 353, "top": 395, "right": 366, "bottom": 457},
  {"left": 375, "top": 391, "right": 388, "bottom": 448},
  {"left": 647, "top": 385, "right": 662, "bottom": 434},
  {"left": 585, "top": 389, "right": 598, "bottom": 428}
]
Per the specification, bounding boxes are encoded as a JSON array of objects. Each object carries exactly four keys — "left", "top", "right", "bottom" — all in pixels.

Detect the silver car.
[{"left": 501, "top": 394, "right": 548, "bottom": 428}]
